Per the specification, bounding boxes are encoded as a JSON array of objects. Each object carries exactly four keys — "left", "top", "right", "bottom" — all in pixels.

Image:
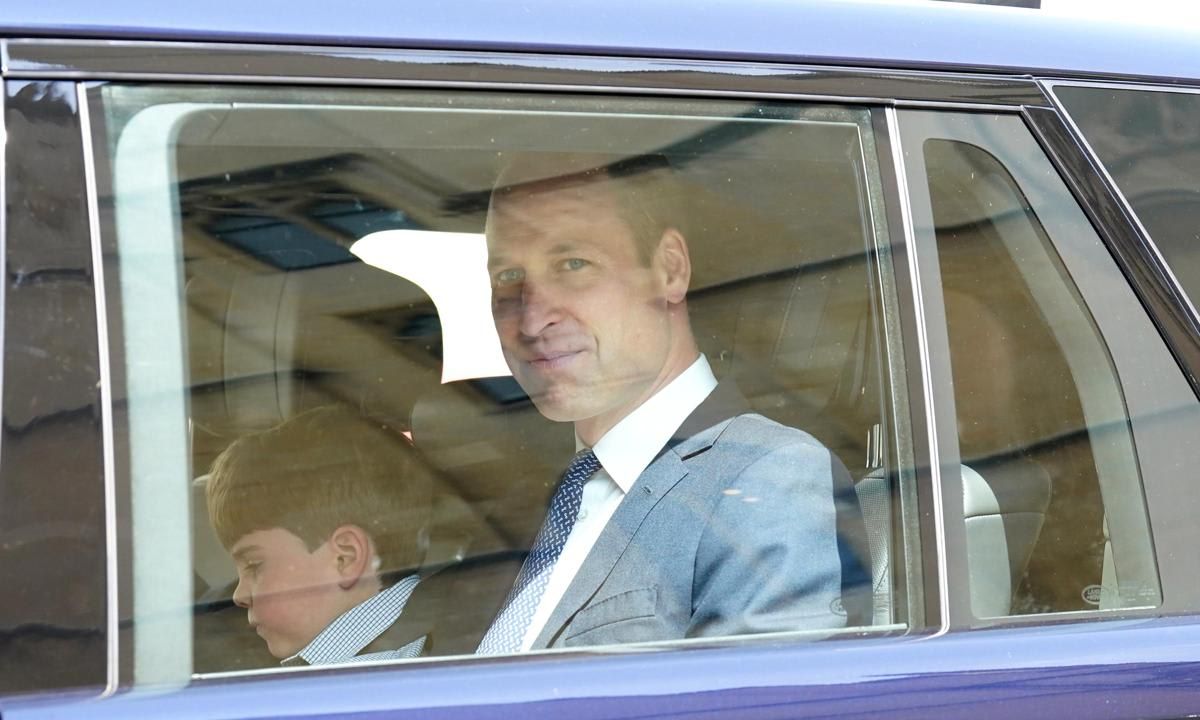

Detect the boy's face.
[{"left": 229, "top": 527, "right": 351, "bottom": 659}]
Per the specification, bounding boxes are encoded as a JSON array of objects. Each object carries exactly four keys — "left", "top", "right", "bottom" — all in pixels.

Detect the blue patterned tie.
[{"left": 476, "top": 449, "right": 601, "bottom": 654}]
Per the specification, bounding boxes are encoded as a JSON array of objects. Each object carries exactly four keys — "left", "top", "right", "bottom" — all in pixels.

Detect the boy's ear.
[{"left": 329, "top": 524, "right": 375, "bottom": 590}]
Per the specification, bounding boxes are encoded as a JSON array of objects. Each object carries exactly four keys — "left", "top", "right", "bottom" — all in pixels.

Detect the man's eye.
[
  {"left": 561, "top": 258, "right": 589, "bottom": 271},
  {"left": 494, "top": 268, "right": 524, "bottom": 286}
]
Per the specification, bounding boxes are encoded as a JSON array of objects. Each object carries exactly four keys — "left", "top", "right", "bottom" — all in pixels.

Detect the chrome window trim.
[
  {"left": 194, "top": 622, "right": 905, "bottom": 682},
  {"left": 1045, "top": 78, "right": 1200, "bottom": 97},
  {"left": 5, "top": 78, "right": 1027, "bottom": 113},
  {"left": 77, "top": 82, "right": 121, "bottom": 697},
  {"left": 1, "top": 38, "right": 1046, "bottom": 110},
  {"left": 885, "top": 106, "right": 950, "bottom": 636},
  {"left": 1040, "top": 79, "right": 1200, "bottom": 332}
]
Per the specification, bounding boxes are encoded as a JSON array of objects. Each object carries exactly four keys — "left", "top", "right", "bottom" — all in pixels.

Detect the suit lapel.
[
  {"left": 532, "top": 446, "right": 691, "bottom": 648},
  {"left": 532, "top": 382, "right": 748, "bottom": 648}
]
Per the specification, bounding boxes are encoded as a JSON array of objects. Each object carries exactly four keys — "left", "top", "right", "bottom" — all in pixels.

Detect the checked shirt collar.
[{"left": 281, "top": 573, "right": 423, "bottom": 666}]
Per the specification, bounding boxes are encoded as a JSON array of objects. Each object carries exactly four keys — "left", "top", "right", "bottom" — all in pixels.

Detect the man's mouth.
[{"left": 527, "top": 349, "right": 582, "bottom": 371}]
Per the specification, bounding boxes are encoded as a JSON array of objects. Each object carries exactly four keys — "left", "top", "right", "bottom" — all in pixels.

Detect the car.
[{"left": 3, "top": 0, "right": 1200, "bottom": 717}]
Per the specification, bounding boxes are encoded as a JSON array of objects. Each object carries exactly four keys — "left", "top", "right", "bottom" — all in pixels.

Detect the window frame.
[
  {"left": 89, "top": 84, "right": 929, "bottom": 685},
  {"left": 897, "top": 106, "right": 1200, "bottom": 630},
  {"left": 5, "top": 37, "right": 1094, "bottom": 699},
  {"left": 0, "top": 78, "right": 116, "bottom": 698}
]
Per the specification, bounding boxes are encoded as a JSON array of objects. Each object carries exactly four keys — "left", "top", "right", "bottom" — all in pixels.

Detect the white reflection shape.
[{"left": 351, "top": 229, "right": 511, "bottom": 383}]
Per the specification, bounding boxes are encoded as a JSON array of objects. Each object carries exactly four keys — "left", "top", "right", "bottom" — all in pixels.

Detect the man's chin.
[
  {"left": 523, "top": 384, "right": 591, "bottom": 423},
  {"left": 527, "top": 395, "right": 582, "bottom": 423}
]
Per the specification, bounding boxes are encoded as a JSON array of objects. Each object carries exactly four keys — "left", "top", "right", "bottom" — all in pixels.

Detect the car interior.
[{"left": 154, "top": 94, "right": 908, "bottom": 671}]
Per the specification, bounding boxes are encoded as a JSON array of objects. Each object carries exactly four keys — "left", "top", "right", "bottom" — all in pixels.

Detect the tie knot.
[{"left": 563, "top": 449, "right": 601, "bottom": 485}]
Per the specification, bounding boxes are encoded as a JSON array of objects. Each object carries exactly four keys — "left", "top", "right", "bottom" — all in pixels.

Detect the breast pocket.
[{"left": 561, "top": 587, "right": 660, "bottom": 646}]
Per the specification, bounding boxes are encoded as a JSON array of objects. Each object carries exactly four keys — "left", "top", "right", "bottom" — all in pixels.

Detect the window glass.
[
  {"left": 900, "top": 110, "right": 1200, "bottom": 622},
  {"left": 1054, "top": 85, "right": 1200, "bottom": 310},
  {"left": 0, "top": 81, "right": 108, "bottom": 696},
  {"left": 90, "top": 85, "right": 913, "bottom": 682}
]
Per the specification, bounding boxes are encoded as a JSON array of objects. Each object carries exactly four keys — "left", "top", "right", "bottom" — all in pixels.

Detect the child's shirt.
[{"left": 280, "top": 573, "right": 424, "bottom": 665}]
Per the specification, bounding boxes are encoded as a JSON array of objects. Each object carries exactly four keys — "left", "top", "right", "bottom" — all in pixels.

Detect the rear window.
[{"left": 1053, "top": 84, "right": 1200, "bottom": 311}]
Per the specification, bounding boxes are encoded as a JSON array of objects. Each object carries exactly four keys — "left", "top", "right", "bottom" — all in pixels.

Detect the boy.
[{"left": 206, "top": 406, "right": 434, "bottom": 665}]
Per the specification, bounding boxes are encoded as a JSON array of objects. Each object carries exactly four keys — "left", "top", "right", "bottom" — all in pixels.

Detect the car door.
[{"left": 3, "top": 38, "right": 1200, "bottom": 720}]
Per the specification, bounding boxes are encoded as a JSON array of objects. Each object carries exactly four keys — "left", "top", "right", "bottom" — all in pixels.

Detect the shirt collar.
[
  {"left": 281, "top": 573, "right": 419, "bottom": 667},
  {"left": 586, "top": 355, "right": 717, "bottom": 492}
]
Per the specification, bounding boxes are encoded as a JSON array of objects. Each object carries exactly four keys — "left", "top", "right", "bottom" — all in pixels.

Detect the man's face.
[
  {"left": 486, "top": 180, "right": 681, "bottom": 442},
  {"left": 229, "top": 528, "right": 346, "bottom": 659}
]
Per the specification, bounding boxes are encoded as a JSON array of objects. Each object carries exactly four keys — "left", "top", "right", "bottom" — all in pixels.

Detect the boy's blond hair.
[{"left": 206, "top": 406, "right": 434, "bottom": 581}]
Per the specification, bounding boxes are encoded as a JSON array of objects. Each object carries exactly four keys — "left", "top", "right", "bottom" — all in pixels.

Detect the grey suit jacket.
[{"left": 532, "top": 384, "right": 859, "bottom": 649}]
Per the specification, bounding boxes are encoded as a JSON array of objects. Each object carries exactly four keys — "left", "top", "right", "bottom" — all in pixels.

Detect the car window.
[
  {"left": 899, "top": 110, "right": 1200, "bottom": 623},
  {"left": 1051, "top": 84, "right": 1200, "bottom": 312},
  {"left": 86, "top": 85, "right": 919, "bottom": 684},
  {"left": 0, "top": 81, "right": 109, "bottom": 697}
]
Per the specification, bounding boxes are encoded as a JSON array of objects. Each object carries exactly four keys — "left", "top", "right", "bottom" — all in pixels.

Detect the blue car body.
[{"left": 2, "top": 1, "right": 1200, "bottom": 717}]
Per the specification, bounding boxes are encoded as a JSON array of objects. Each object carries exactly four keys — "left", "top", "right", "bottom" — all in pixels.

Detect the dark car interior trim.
[{"left": 0, "top": 39, "right": 1049, "bottom": 109}]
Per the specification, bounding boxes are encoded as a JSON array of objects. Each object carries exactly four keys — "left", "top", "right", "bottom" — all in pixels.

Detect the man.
[{"left": 475, "top": 153, "right": 867, "bottom": 653}]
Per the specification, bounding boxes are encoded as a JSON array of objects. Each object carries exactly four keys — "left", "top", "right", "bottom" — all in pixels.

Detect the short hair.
[
  {"left": 488, "top": 152, "right": 684, "bottom": 265},
  {"left": 206, "top": 406, "right": 435, "bottom": 580}
]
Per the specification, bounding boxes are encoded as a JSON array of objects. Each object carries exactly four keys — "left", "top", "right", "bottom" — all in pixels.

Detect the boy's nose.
[{"left": 232, "top": 578, "right": 251, "bottom": 609}]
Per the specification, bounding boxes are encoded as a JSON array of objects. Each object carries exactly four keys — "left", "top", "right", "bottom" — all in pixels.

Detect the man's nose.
[
  {"left": 517, "top": 279, "right": 562, "bottom": 338},
  {"left": 232, "top": 577, "right": 251, "bottom": 609}
]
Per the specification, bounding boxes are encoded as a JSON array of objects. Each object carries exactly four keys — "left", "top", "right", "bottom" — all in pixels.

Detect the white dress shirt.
[{"left": 516, "top": 354, "right": 718, "bottom": 650}]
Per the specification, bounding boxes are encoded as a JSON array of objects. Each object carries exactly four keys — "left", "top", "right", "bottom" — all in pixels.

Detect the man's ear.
[
  {"left": 654, "top": 227, "right": 691, "bottom": 304},
  {"left": 329, "top": 524, "right": 375, "bottom": 590}
]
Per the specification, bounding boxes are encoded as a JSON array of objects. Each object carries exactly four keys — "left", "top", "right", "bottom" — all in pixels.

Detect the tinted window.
[
  {"left": 90, "top": 86, "right": 918, "bottom": 684},
  {"left": 900, "top": 110, "right": 1200, "bottom": 623},
  {"left": 926, "top": 138, "right": 1154, "bottom": 616},
  {"left": 1055, "top": 85, "right": 1200, "bottom": 309},
  {"left": 0, "top": 81, "right": 108, "bottom": 696}
]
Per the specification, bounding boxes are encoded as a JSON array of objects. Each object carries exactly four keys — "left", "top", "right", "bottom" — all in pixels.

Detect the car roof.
[{"left": 1, "top": 0, "right": 1199, "bottom": 84}]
